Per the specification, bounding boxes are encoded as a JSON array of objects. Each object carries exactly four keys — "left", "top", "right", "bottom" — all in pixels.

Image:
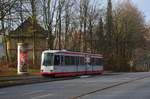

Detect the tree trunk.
[{"left": 31, "top": 0, "right": 36, "bottom": 65}]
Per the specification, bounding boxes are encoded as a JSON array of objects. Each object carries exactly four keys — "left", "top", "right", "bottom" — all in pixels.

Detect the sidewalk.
[{"left": 0, "top": 73, "right": 43, "bottom": 88}]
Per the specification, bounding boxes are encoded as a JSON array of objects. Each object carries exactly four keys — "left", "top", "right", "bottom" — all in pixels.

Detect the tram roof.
[{"left": 43, "top": 50, "right": 103, "bottom": 58}]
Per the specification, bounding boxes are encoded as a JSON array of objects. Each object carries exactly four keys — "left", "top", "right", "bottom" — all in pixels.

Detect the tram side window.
[
  {"left": 54, "top": 55, "right": 60, "bottom": 65},
  {"left": 93, "top": 58, "right": 102, "bottom": 65},
  {"left": 79, "top": 57, "right": 85, "bottom": 65},
  {"left": 76, "top": 56, "right": 79, "bottom": 65},
  {"left": 71, "top": 56, "right": 76, "bottom": 65},
  {"left": 65, "top": 56, "right": 76, "bottom": 66},
  {"left": 90, "top": 58, "right": 94, "bottom": 65},
  {"left": 65, "top": 56, "right": 70, "bottom": 65},
  {"left": 97, "top": 58, "right": 102, "bottom": 65},
  {"left": 90, "top": 58, "right": 101, "bottom": 65},
  {"left": 61, "top": 55, "right": 65, "bottom": 65},
  {"left": 64, "top": 56, "right": 85, "bottom": 66}
]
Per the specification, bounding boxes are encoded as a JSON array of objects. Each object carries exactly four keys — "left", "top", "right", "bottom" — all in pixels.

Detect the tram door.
[
  {"left": 75, "top": 56, "right": 79, "bottom": 72},
  {"left": 85, "top": 55, "right": 92, "bottom": 72}
]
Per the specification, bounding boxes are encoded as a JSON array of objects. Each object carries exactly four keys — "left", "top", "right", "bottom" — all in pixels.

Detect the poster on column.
[{"left": 18, "top": 43, "right": 28, "bottom": 74}]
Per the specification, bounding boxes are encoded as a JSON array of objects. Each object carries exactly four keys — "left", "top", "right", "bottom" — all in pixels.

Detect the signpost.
[{"left": 17, "top": 43, "right": 28, "bottom": 75}]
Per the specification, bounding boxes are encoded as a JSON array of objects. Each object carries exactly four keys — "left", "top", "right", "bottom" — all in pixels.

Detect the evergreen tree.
[
  {"left": 105, "top": 0, "right": 114, "bottom": 70},
  {"left": 96, "top": 17, "right": 104, "bottom": 53}
]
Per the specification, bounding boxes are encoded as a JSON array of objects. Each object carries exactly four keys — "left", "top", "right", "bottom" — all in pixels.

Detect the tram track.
[{"left": 71, "top": 74, "right": 150, "bottom": 99}]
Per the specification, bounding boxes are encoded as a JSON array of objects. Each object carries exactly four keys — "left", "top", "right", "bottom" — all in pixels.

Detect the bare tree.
[
  {"left": 30, "top": 0, "right": 37, "bottom": 65},
  {"left": 0, "top": 0, "right": 17, "bottom": 20},
  {"left": 41, "top": 0, "right": 57, "bottom": 49},
  {"left": 87, "top": 1, "right": 99, "bottom": 53},
  {"left": 0, "top": 0, "right": 18, "bottom": 62},
  {"left": 64, "top": 0, "right": 71, "bottom": 49},
  {"left": 78, "top": 0, "right": 89, "bottom": 52}
]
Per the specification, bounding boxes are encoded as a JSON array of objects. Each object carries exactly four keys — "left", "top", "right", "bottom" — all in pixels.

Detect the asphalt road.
[{"left": 0, "top": 72, "right": 150, "bottom": 99}]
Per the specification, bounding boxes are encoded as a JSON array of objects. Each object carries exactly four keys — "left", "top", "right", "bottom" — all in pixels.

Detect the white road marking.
[
  {"left": 23, "top": 90, "right": 44, "bottom": 95},
  {"left": 31, "top": 93, "right": 53, "bottom": 99}
]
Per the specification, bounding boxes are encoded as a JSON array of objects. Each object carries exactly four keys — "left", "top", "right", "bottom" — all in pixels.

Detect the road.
[{"left": 0, "top": 72, "right": 150, "bottom": 99}]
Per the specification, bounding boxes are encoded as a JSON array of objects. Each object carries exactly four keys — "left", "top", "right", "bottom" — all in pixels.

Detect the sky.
[
  {"left": 132, "top": 0, "right": 150, "bottom": 22},
  {"left": 113, "top": 0, "right": 150, "bottom": 23}
]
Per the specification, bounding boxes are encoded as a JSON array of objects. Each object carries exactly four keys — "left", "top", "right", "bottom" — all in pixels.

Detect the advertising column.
[{"left": 17, "top": 43, "right": 28, "bottom": 75}]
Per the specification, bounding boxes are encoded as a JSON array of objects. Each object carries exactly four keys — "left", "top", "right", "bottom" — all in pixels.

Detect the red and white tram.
[{"left": 41, "top": 50, "right": 103, "bottom": 77}]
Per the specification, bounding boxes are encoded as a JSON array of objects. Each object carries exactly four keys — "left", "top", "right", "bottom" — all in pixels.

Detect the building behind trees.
[{"left": 6, "top": 17, "right": 54, "bottom": 66}]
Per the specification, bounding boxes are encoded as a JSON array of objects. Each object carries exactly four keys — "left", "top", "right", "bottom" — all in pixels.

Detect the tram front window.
[{"left": 43, "top": 53, "right": 53, "bottom": 66}]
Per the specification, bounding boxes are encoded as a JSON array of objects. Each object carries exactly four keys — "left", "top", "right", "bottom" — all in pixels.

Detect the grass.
[{"left": 29, "top": 69, "right": 40, "bottom": 73}]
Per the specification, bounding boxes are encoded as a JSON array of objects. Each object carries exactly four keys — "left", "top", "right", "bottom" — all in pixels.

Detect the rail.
[{"left": 71, "top": 74, "right": 150, "bottom": 99}]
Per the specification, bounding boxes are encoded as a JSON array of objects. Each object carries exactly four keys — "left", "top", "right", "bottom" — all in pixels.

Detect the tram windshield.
[{"left": 43, "top": 53, "right": 53, "bottom": 66}]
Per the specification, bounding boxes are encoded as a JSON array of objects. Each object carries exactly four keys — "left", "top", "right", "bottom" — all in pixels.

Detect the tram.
[{"left": 41, "top": 50, "right": 103, "bottom": 77}]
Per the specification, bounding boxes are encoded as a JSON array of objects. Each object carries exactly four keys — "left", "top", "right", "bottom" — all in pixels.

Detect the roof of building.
[{"left": 9, "top": 17, "right": 49, "bottom": 38}]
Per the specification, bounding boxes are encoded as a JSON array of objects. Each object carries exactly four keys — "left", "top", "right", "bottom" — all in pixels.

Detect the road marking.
[
  {"left": 31, "top": 93, "right": 53, "bottom": 99},
  {"left": 23, "top": 90, "right": 44, "bottom": 95}
]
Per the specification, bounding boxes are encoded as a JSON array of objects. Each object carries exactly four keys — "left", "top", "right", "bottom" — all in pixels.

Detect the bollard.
[{"left": 17, "top": 43, "right": 29, "bottom": 75}]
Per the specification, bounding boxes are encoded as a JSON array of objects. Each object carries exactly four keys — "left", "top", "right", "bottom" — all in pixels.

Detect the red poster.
[
  {"left": 20, "top": 50, "right": 28, "bottom": 65},
  {"left": 19, "top": 50, "right": 28, "bottom": 72}
]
